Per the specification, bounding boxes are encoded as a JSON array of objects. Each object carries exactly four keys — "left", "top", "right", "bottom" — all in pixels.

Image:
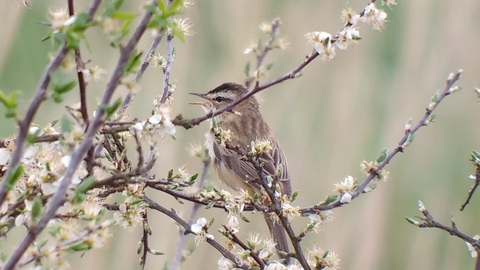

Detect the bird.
[{"left": 190, "top": 82, "right": 292, "bottom": 263}]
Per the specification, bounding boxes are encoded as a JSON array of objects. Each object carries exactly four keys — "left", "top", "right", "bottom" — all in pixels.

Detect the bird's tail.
[{"left": 264, "top": 213, "right": 290, "bottom": 264}]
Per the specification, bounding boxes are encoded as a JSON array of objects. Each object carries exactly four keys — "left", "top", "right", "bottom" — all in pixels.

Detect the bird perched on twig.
[{"left": 190, "top": 82, "right": 292, "bottom": 263}]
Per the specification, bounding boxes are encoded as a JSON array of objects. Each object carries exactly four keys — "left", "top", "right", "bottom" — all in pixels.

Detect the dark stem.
[{"left": 460, "top": 160, "right": 480, "bottom": 211}]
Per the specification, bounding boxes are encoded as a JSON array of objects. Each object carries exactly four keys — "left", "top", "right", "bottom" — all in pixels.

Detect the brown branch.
[
  {"left": 409, "top": 205, "right": 480, "bottom": 263},
  {"left": 461, "top": 156, "right": 480, "bottom": 211},
  {"left": 67, "top": 0, "right": 89, "bottom": 125},
  {"left": 0, "top": 123, "right": 133, "bottom": 148},
  {"left": 118, "top": 32, "right": 165, "bottom": 114},
  {"left": 171, "top": 0, "right": 379, "bottom": 130},
  {"left": 172, "top": 51, "right": 319, "bottom": 129},
  {"left": 143, "top": 195, "right": 248, "bottom": 269},
  {"left": 301, "top": 70, "right": 463, "bottom": 214},
  {"left": 160, "top": 34, "right": 174, "bottom": 104},
  {"left": 68, "top": 0, "right": 94, "bottom": 177},
  {"left": 224, "top": 225, "right": 267, "bottom": 268},
  {"left": 139, "top": 211, "right": 152, "bottom": 270}
]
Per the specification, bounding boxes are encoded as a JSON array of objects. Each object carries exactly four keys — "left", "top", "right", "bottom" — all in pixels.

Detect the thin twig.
[
  {"left": 172, "top": 51, "right": 318, "bottom": 129},
  {"left": 170, "top": 157, "right": 210, "bottom": 270},
  {"left": 67, "top": 0, "right": 89, "bottom": 125},
  {"left": 118, "top": 32, "right": 165, "bottom": 114},
  {"left": 140, "top": 211, "right": 151, "bottom": 270},
  {"left": 172, "top": 0, "right": 379, "bottom": 130},
  {"left": 253, "top": 159, "right": 309, "bottom": 269},
  {"left": 225, "top": 225, "right": 267, "bottom": 268},
  {"left": 143, "top": 195, "right": 248, "bottom": 269},
  {"left": 247, "top": 18, "right": 281, "bottom": 89},
  {"left": 410, "top": 205, "right": 480, "bottom": 260},
  {"left": 301, "top": 70, "right": 463, "bottom": 214},
  {"left": 16, "top": 222, "right": 107, "bottom": 268},
  {"left": 0, "top": 123, "right": 134, "bottom": 147},
  {"left": 160, "top": 34, "right": 174, "bottom": 104},
  {"left": 460, "top": 159, "right": 480, "bottom": 211}
]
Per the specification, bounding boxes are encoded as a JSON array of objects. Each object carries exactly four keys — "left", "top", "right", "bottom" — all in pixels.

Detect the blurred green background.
[{"left": 1, "top": 0, "right": 480, "bottom": 269}]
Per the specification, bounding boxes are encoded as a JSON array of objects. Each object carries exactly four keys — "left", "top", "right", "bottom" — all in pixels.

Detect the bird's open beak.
[{"left": 189, "top": 93, "right": 210, "bottom": 106}]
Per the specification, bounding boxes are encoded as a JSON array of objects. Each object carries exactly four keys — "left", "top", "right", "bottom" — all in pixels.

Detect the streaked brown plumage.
[{"left": 190, "top": 83, "right": 291, "bottom": 262}]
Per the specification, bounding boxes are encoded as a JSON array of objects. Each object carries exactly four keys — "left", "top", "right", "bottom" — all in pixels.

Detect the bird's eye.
[{"left": 213, "top": 96, "right": 227, "bottom": 102}]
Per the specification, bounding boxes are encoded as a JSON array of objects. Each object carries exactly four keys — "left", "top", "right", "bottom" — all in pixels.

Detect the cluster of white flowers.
[
  {"left": 333, "top": 175, "right": 355, "bottom": 204},
  {"left": 132, "top": 105, "right": 176, "bottom": 144},
  {"left": 47, "top": 8, "right": 71, "bottom": 32},
  {"left": 221, "top": 190, "right": 246, "bottom": 234},
  {"left": 281, "top": 201, "right": 301, "bottom": 221},
  {"left": 250, "top": 139, "right": 273, "bottom": 156},
  {"left": 81, "top": 65, "right": 106, "bottom": 82},
  {"left": 190, "top": 217, "right": 214, "bottom": 244},
  {"left": 306, "top": 1, "right": 394, "bottom": 60},
  {"left": 307, "top": 244, "right": 341, "bottom": 270},
  {"left": 360, "top": 160, "right": 390, "bottom": 182},
  {"left": 0, "top": 131, "right": 114, "bottom": 269}
]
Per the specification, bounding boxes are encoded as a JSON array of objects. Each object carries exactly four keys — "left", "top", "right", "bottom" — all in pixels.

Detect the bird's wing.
[{"left": 212, "top": 136, "right": 291, "bottom": 196}]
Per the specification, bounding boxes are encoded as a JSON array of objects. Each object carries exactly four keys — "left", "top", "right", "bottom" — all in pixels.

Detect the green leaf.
[
  {"left": 123, "top": 49, "right": 143, "bottom": 75},
  {"left": 65, "top": 31, "right": 83, "bottom": 50},
  {"left": 205, "top": 201, "right": 214, "bottom": 209},
  {"left": 185, "top": 173, "right": 198, "bottom": 185},
  {"left": 100, "top": 97, "right": 122, "bottom": 118},
  {"left": 50, "top": 119, "right": 59, "bottom": 127},
  {"left": 265, "top": 63, "right": 274, "bottom": 71},
  {"left": 291, "top": 190, "right": 298, "bottom": 202},
  {"left": 157, "top": 1, "right": 166, "bottom": 13},
  {"left": 31, "top": 196, "right": 43, "bottom": 222},
  {"left": 70, "top": 12, "right": 90, "bottom": 32},
  {"left": 167, "top": 169, "right": 174, "bottom": 180},
  {"left": 69, "top": 242, "right": 92, "bottom": 251},
  {"left": 75, "top": 176, "right": 96, "bottom": 195},
  {"left": 4, "top": 108, "right": 17, "bottom": 118},
  {"left": 103, "top": 0, "right": 125, "bottom": 17},
  {"left": 113, "top": 11, "right": 135, "bottom": 22},
  {"left": 60, "top": 115, "right": 73, "bottom": 134},
  {"left": 0, "top": 91, "right": 19, "bottom": 118},
  {"left": 170, "top": 25, "right": 185, "bottom": 43},
  {"left": 376, "top": 148, "right": 388, "bottom": 163},
  {"left": 323, "top": 194, "right": 338, "bottom": 205},
  {"left": 164, "top": 0, "right": 184, "bottom": 17},
  {"left": 5, "top": 165, "right": 24, "bottom": 191},
  {"left": 240, "top": 214, "right": 250, "bottom": 223},
  {"left": 54, "top": 81, "right": 77, "bottom": 94}
]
